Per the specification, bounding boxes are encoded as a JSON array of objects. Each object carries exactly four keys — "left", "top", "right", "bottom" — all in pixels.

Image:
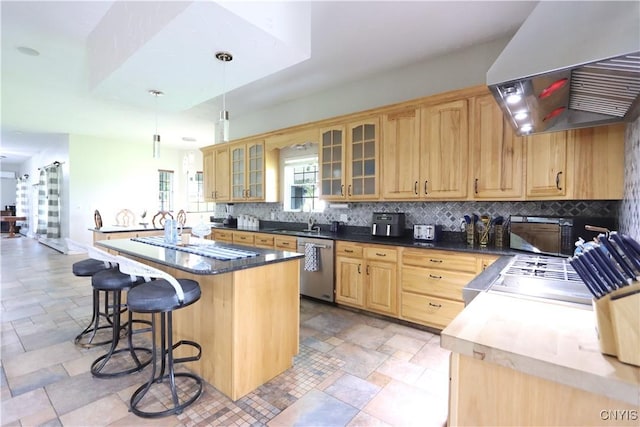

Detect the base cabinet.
[{"left": 448, "top": 353, "right": 638, "bottom": 426}]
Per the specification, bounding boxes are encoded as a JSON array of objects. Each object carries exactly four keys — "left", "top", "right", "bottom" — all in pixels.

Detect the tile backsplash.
[
  {"left": 620, "top": 116, "right": 640, "bottom": 240},
  {"left": 216, "top": 200, "right": 619, "bottom": 232}
]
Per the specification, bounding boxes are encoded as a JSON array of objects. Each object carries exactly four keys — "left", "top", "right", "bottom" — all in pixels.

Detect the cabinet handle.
[
  {"left": 246, "top": 189, "right": 251, "bottom": 198},
  {"left": 424, "top": 180, "right": 428, "bottom": 195},
  {"left": 345, "top": 249, "right": 354, "bottom": 253},
  {"left": 474, "top": 178, "right": 478, "bottom": 194},
  {"left": 429, "top": 258, "right": 443, "bottom": 263},
  {"left": 414, "top": 181, "right": 418, "bottom": 195},
  {"left": 366, "top": 265, "right": 370, "bottom": 275},
  {"left": 348, "top": 185, "right": 352, "bottom": 197},
  {"left": 375, "top": 252, "right": 386, "bottom": 257},
  {"left": 428, "top": 302, "right": 442, "bottom": 308},
  {"left": 358, "top": 264, "right": 361, "bottom": 274},
  {"left": 341, "top": 184, "right": 345, "bottom": 197},
  {"left": 429, "top": 274, "right": 442, "bottom": 279},
  {"left": 555, "top": 171, "right": 563, "bottom": 190}
]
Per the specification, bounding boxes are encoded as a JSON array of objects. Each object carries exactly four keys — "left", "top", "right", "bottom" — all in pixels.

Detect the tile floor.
[{"left": 1, "top": 237, "right": 451, "bottom": 426}]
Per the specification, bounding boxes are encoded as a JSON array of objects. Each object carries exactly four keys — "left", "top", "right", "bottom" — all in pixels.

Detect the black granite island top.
[{"left": 96, "top": 237, "right": 304, "bottom": 275}]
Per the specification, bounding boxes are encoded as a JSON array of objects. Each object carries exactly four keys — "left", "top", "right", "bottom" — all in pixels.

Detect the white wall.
[{"left": 68, "top": 134, "right": 206, "bottom": 245}]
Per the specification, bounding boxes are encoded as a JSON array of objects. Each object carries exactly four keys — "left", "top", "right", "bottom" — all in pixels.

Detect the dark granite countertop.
[
  {"left": 96, "top": 238, "right": 304, "bottom": 275},
  {"left": 92, "top": 225, "right": 188, "bottom": 233}
]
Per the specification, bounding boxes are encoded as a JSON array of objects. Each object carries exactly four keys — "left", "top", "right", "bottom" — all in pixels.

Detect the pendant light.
[
  {"left": 215, "top": 51, "right": 233, "bottom": 143},
  {"left": 149, "top": 89, "right": 164, "bottom": 158}
]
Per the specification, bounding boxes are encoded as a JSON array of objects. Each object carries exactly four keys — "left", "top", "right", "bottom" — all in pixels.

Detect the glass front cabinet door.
[
  {"left": 347, "top": 118, "right": 379, "bottom": 200},
  {"left": 319, "top": 126, "right": 346, "bottom": 200}
]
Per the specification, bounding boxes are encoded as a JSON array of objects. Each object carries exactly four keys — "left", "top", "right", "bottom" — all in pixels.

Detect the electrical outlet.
[
  {"left": 340, "top": 214, "right": 348, "bottom": 222},
  {"left": 270, "top": 212, "right": 276, "bottom": 220}
]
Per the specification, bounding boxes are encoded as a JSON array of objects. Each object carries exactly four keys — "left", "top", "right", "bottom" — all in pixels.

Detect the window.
[
  {"left": 158, "top": 169, "right": 174, "bottom": 211},
  {"left": 186, "top": 171, "right": 214, "bottom": 212},
  {"left": 283, "top": 157, "right": 324, "bottom": 212}
]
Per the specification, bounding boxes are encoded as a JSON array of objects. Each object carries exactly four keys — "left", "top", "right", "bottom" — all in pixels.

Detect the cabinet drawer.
[
  {"left": 403, "top": 248, "right": 478, "bottom": 274},
  {"left": 275, "top": 236, "right": 297, "bottom": 250},
  {"left": 336, "top": 242, "right": 363, "bottom": 258},
  {"left": 213, "top": 229, "right": 233, "bottom": 242},
  {"left": 254, "top": 233, "right": 274, "bottom": 248},
  {"left": 233, "top": 232, "right": 255, "bottom": 246},
  {"left": 364, "top": 246, "right": 398, "bottom": 262},
  {"left": 401, "top": 292, "right": 464, "bottom": 330},
  {"left": 401, "top": 265, "right": 473, "bottom": 301}
]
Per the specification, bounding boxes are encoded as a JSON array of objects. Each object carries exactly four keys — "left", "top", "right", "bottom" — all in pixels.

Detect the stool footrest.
[{"left": 170, "top": 340, "right": 202, "bottom": 364}]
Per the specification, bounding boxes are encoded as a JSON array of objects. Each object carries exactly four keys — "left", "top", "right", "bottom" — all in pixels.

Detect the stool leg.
[
  {"left": 130, "top": 311, "right": 203, "bottom": 418},
  {"left": 91, "top": 291, "right": 152, "bottom": 378},
  {"left": 74, "top": 289, "right": 113, "bottom": 348}
]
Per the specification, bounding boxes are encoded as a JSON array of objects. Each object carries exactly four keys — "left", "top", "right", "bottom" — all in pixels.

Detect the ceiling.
[{"left": 0, "top": 1, "right": 537, "bottom": 166}]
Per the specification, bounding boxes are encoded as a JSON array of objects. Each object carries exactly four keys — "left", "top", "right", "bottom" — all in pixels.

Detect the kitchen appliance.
[
  {"left": 480, "top": 254, "right": 593, "bottom": 307},
  {"left": 413, "top": 224, "right": 441, "bottom": 241},
  {"left": 371, "top": 213, "right": 405, "bottom": 237},
  {"left": 297, "top": 237, "right": 335, "bottom": 302},
  {"left": 509, "top": 215, "right": 616, "bottom": 257},
  {"left": 330, "top": 221, "right": 345, "bottom": 233},
  {"left": 487, "top": 1, "right": 640, "bottom": 135}
]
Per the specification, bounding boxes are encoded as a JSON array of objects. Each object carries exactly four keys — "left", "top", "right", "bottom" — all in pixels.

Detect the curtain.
[
  {"left": 46, "top": 164, "right": 61, "bottom": 238},
  {"left": 37, "top": 169, "right": 47, "bottom": 235},
  {"left": 15, "top": 176, "right": 29, "bottom": 232}
]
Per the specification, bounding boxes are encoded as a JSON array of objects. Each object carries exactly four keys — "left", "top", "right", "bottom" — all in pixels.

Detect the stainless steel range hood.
[{"left": 487, "top": 1, "right": 640, "bottom": 135}]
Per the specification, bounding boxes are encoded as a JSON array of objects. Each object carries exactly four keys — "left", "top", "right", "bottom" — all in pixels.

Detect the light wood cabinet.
[
  {"left": 567, "top": 124, "right": 625, "bottom": 200},
  {"left": 381, "top": 108, "right": 421, "bottom": 199},
  {"left": 335, "top": 242, "right": 398, "bottom": 316},
  {"left": 212, "top": 229, "right": 233, "bottom": 242},
  {"left": 232, "top": 230, "right": 255, "bottom": 246},
  {"left": 274, "top": 235, "right": 297, "bottom": 251},
  {"left": 400, "top": 248, "right": 478, "bottom": 329},
  {"left": 202, "top": 145, "right": 230, "bottom": 202},
  {"left": 470, "top": 94, "right": 524, "bottom": 199},
  {"left": 319, "top": 117, "right": 380, "bottom": 200},
  {"left": 525, "top": 131, "right": 568, "bottom": 198},
  {"left": 420, "top": 100, "right": 469, "bottom": 199},
  {"left": 230, "top": 140, "right": 278, "bottom": 202},
  {"left": 253, "top": 233, "right": 275, "bottom": 249}
]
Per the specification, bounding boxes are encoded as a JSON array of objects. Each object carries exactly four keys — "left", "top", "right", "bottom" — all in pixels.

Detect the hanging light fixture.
[
  {"left": 149, "top": 89, "right": 164, "bottom": 158},
  {"left": 215, "top": 51, "right": 233, "bottom": 143}
]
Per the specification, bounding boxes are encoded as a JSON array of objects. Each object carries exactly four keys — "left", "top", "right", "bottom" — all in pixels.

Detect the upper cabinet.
[
  {"left": 381, "top": 108, "right": 421, "bottom": 200},
  {"left": 420, "top": 100, "right": 469, "bottom": 199},
  {"left": 319, "top": 117, "right": 380, "bottom": 200},
  {"left": 202, "top": 145, "right": 230, "bottom": 202},
  {"left": 470, "top": 95, "right": 524, "bottom": 199},
  {"left": 525, "top": 131, "right": 568, "bottom": 198},
  {"left": 230, "top": 140, "right": 279, "bottom": 202}
]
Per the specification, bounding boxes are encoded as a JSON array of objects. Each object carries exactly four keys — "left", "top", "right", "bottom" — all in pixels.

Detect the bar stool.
[
  {"left": 115, "top": 255, "right": 203, "bottom": 418},
  {"left": 86, "top": 247, "right": 153, "bottom": 378},
  {"left": 66, "top": 239, "right": 117, "bottom": 348}
]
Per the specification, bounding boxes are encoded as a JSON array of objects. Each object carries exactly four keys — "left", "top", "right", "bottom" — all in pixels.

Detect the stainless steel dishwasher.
[{"left": 297, "top": 237, "right": 334, "bottom": 302}]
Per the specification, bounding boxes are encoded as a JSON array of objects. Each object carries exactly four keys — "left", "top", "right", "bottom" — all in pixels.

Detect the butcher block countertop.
[{"left": 441, "top": 292, "right": 640, "bottom": 406}]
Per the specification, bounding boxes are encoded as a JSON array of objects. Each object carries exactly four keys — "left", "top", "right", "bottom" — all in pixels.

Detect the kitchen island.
[
  {"left": 96, "top": 237, "right": 304, "bottom": 401},
  {"left": 441, "top": 292, "right": 640, "bottom": 426}
]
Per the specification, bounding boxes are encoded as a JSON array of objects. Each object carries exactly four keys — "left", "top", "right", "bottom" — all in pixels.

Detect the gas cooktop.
[{"left": 488, "top": 254, "right": 593, "bottom": 306}]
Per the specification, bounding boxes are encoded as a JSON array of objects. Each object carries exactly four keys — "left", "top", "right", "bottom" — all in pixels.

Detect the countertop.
[
  {"left": 96, "top": 238, "right": 303, "bottom": 275},
  {"left": 92, "top": 225, "right": 189, "bottom": 233},
  {"left": 440, "top": 292, "right": 640, "bottom": 406}
]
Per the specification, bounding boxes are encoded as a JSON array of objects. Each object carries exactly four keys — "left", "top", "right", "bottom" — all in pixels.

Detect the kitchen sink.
[{"left": 269, "top": 229, "right": 323, "bottom": 237}]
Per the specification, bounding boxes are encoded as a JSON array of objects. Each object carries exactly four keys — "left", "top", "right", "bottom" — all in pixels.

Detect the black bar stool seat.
[
  {"left": 116, "top": 255, "right": 203, "bottom": 419},
  {"left": 72, "top": 258, "right": 111, "bottom": 276}
]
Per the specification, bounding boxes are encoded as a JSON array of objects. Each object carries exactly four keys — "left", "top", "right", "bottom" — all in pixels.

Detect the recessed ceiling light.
[
  {"left": 0, "top": 155, "right": 7, "bottom": 159},
  {"left": 17, "top": 46, "right": 40, "bottom": 56},
  {"left": 182, "top": 137, "right": 197, "bottom": 142}
]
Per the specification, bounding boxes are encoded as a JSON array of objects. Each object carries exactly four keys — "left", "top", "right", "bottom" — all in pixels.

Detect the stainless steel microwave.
[{"left": 509, "top": 216, "right": 617, "bottom": 256}]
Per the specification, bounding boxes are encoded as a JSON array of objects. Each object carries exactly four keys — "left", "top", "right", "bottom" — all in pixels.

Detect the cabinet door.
[
  {"left": 319, "top": 126, "right": 346, "bottom": 200},
  {"left": 202, "top": 149, "right": 216, "bottom": 202},
  {"left": 421, "top": 100, "right": 469, "bottom": 199},
  {"left": 213, "top": 146, "right": 230, "bottom": 201},
  {"left": 231, "top": 144, "right": 246, "bottom": 200},
  {"left": 525, "top": 131, "right": 567, "bottom": 198},
  {"left": 471, "top": 95, "right": 524, "bottom": 199},
  {"left": 246, "top": 141, "right": 264, "bottom": 201},
  {"left": 569, "top": 124, "right": 624, "bottom": 200},
  {"left": 347, "top": 118, "right": 379, "bottom": 199},
  {"left": 366, "top": 260, "right": 398, "bottom": 316},
  {"left": 336, "top": 256, "right": 364, "bottom": 307},
  {"left": 381, "top": 108, "right": 421, "bottom": 200}
]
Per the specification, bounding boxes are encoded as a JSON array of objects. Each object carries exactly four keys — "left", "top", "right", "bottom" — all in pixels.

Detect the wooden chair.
[
  {"left": 176, "top": 209, "right": 187, "bottom": 227},
  {"left": 152, "top": 211, "right": 174, "bottom": 229},
  {"left": 115, "top": 209, "right": 135, "bottom": 227}
]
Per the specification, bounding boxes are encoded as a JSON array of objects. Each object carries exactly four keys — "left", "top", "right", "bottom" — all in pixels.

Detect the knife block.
[{"left": 593, "top": 282, "right": 640, "bottom": 366}]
